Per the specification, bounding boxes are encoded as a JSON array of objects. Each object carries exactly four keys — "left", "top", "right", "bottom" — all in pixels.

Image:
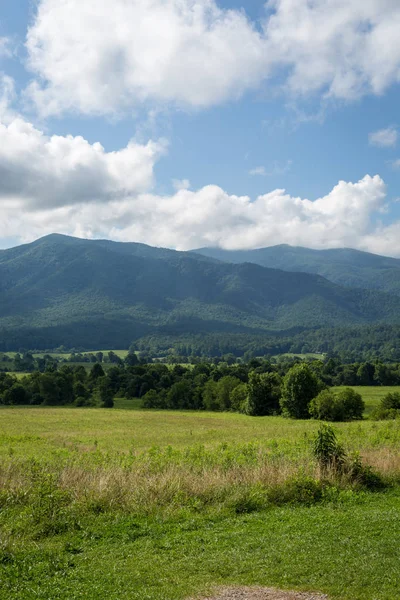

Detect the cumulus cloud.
[
  {"left": 25, "top": 0, "right": 400, "bottom": 116},
  {"left": 264, "top": 0, "right": 400, "bottom": 100},
  {"left": 0, "top": 117, "right": 165, "bottom": 209},
  {"left": 369, "top": 127, "right": 398, "bottom": 148},
  {"left": 0, "top": 121, "right": 397, "bottom": 255},
  {"left": 25, "top": 0, "right": 268, "bottom": 116}
]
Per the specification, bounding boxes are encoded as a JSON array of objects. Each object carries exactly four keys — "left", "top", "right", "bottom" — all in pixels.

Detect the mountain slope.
[
  {"left": 195, "top": 245, "right": 400, "bottom": 295},
  {"left": 1, "top": 235, "right": 400, "bottom": 349}
]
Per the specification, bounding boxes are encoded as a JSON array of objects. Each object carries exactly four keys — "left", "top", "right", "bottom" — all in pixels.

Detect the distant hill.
[
  {"left": 195, "top": 245, "right": 400, "bottom": 295},
  {"left": 1, "top": 234, "right": 400, "bottom": 349}
]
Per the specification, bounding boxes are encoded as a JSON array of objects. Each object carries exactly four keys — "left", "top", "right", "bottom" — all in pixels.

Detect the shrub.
[
  {"left": 313, "top": 424, "right": 345, "bottom": 471},
  {"left": 336, "top": 388, "right": 364, "bottom": 420},
  {"left": 371, "top": 391, "right": 400, "bottom": 420},
  {"left": 309, "top": 390, "right": 340, "bottom": 421},
  {"left": 381, "top": 392, "right": 400, "bottom": 410},
  {"left": 310, "top": 388, "right": 364, "bottom": 421}
]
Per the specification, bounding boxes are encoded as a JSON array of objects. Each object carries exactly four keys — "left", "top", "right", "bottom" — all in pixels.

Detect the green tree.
[
  {"left": 215, "top": 376, "right": 240, "bottom": 410},
  {"left": 230, "top": 383, "right": 248, "bottom": 412},
  {"left": 336, "top": 388, "right": 364, "bottom": 420},
  {"left": 309, "top": 389, "right": 339, "bottom": 421},
  {"left": 280, "top": 363, "right": 321, "bottom": 419},
  {"left": 245, "top": 372, "right": 281, "bottom": 416},
  {"left": 97, "top": 376, "right": 114, "bottom": 408}
]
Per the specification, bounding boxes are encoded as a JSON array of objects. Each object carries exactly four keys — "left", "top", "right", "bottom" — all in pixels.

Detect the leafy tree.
[
  {"left": 2, "top": 384, "right": 27, "bottom": 405},
  {"left": 125, "top": 351, "right": 139, "bottom": 366},
  {"left": 336, "top": 388, "right": 364, "bottom": 419},
  {"left": 245, "top": 372, "right": 281, "bottom": 416},
  {"left": 90, "top": 363, "right": 105, "bottom": 381},
  {"left": 230, "top": 383, "right": 248, "bottom": 412},
  {"left": 280, "top": 363, "right": 321, "bottom": 419},
  {"left": 97, "top": 376, "right": 114, "bottom": 408},
  {"left": 215, "top": 376, "right": 241, "bottom": 411},
  {"left": 309, "top": 390, "right": 339, "bottom": 421}
]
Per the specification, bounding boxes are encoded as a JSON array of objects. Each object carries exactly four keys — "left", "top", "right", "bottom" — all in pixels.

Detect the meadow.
[{"left": 1, "top": 388, "right": 400, "bottom": 599}]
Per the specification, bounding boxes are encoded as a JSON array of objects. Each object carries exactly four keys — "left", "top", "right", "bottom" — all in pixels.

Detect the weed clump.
[{"left": 312, "top": 424, "right": 384, "bottom": 490}]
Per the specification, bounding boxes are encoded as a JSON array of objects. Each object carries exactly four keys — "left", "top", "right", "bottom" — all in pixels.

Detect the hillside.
[
  {"left": 1, "top": 234, "right": 400, "bottom": 349},
  {"left": 195, "top": 245, "right": 400, "bottom": 294}
]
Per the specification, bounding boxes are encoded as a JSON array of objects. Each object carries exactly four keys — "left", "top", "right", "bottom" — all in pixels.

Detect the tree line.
[{"left": 0, "top": 354, "right": 373, "bottom": 420}]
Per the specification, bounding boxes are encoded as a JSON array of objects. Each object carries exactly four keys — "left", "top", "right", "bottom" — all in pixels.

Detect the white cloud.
[
  {"left": 1, "top": 113, "right": 399, "bottom": 255},
  {"left": 264, "top": 0, "right": 400, "bottom": 100},
  {"left": 172, "top": 178, "right": 191, "bottom": 191},
  {"left": 25, "top": 0, "right": 268, "bottom": 116},
  {"left": 0, "top": 38, "right": 11, "bottom": 58},
  {"left": 249, "top": 166, "right": 267, "bottom": 176},
  {"left": 0, "top": 117, "right": 165, "bottom": 210},
  {"left": 0, "top": 124, "right": 397, "bottom": 254},
  {"left": 391, "top": 159, "right": 400, "bottom": 169},
  {"left": 369, "top": 127, "right": 398, "bottom": 147},
  {"left": 0, "top": 74, "right": 16, "bottom": 122},
  {"left": 249, "top": 160, "right": 292, "bottom": 177},
  {"left": 25, "top": 0, "right": 400, "bottom": 116}
]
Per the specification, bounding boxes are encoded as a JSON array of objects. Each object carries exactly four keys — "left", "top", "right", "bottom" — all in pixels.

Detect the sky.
[{"left": 1, "top": 0, "right": 400, "bottom": 255}]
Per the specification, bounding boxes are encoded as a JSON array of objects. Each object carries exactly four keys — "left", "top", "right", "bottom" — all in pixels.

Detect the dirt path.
[{"left": 193, "top": 586, "right": 328, "bottom": 600}]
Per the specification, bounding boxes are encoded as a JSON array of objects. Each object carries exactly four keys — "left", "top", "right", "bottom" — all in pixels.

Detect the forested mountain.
[
  {"left": 1, "top": 234, "right": 400, "bottom": 350},
  {"left": 195, "top": 245, "right": 400, "bottom": 294}
]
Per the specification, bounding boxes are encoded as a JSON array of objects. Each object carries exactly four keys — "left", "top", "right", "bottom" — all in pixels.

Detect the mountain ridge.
[
  {"left": 194, "top": 244, "right": 400, "bottom": 294},
  {"left": 1, "top": 235, "right": 400, "bottom": 350}
]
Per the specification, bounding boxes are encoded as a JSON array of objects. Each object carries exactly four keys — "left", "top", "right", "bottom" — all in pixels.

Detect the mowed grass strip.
[{"left": 1, "top": 491, "right": 400, "bottom": 600}]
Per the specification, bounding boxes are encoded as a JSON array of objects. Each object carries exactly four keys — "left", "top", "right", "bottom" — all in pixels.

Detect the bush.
[
  {"left": 312, "top": 425, "right": 385, "bottom": 490},
  {"left": 371, "top": 391, "right": 400, "bottom": 420},
  {"left": 381, "top": 392, "right": 400, "bottom": 410},
  {"left": 336, "top": 388, "right": 364, "bottom": 420},
  {"left": 313, "top": 424, "right": 345, "bottom": 471},
  {"left": 310, "top": 388, "right": 364, "bottom": 421},
  {"left": 309, "top": 390, "right": 340, "bottom": 421}
]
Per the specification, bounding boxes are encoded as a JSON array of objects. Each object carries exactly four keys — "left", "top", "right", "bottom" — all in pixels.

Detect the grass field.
[{"left": 1, "top": 388, "right": 400, "bottom": 599}]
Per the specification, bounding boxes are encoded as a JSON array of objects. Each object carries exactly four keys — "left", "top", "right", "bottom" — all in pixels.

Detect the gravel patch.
[{"left": 193, "top": 586, "right": 329, "bottom": 600}]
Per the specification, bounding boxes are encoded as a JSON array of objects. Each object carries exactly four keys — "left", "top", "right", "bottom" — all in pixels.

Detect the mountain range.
[
  {"left": 1, "top": 234, "right": 400, "bottom": 350},
  {"left": 195, "top": 245, "right": 400, "bottom": 295}
]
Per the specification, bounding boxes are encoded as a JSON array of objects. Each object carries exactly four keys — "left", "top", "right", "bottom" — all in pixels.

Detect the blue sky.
[{"left": 1, "top": 0, "right": 400, "bottom": 254}]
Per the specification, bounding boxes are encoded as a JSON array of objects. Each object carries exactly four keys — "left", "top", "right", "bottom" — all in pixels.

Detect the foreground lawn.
[
  {"left": 1, "top": 404, "right": 400, "bottom": 599},
  {"left": 1, "top": 491, "right": 400, "bottom": 600}
]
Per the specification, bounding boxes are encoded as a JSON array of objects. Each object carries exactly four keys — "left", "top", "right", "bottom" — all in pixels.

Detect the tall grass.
[{"left": 1, "top": 438, "right": 398, "bottom": 532}]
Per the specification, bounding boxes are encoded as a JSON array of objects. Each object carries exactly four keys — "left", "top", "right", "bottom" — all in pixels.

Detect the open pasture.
[{"left": 1, "top": 394, "right": 400, "bottom": 600}]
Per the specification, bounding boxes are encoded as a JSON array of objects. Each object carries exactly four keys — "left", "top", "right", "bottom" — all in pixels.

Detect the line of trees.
[{"left": 0, "top": 356, "right": 365, "bottom": 420}]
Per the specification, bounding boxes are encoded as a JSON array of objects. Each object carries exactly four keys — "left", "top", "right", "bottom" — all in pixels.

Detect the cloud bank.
[
  {"left": 25, "top": 0, "right": 400, "bottom": 116},
  {"left": 0, "top": 114, "right": 397, "bottom": 256}
]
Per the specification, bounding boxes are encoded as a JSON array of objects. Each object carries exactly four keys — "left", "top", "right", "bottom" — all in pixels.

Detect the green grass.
[
  {"left": 1, "top": 491, "right": 400, "bottom": 600},
  {"left": 1, "top": 399, "right": 400, "bottom": 599},
  {"left": 1, "top": 403, "right": 399, "bottom": 460}
]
